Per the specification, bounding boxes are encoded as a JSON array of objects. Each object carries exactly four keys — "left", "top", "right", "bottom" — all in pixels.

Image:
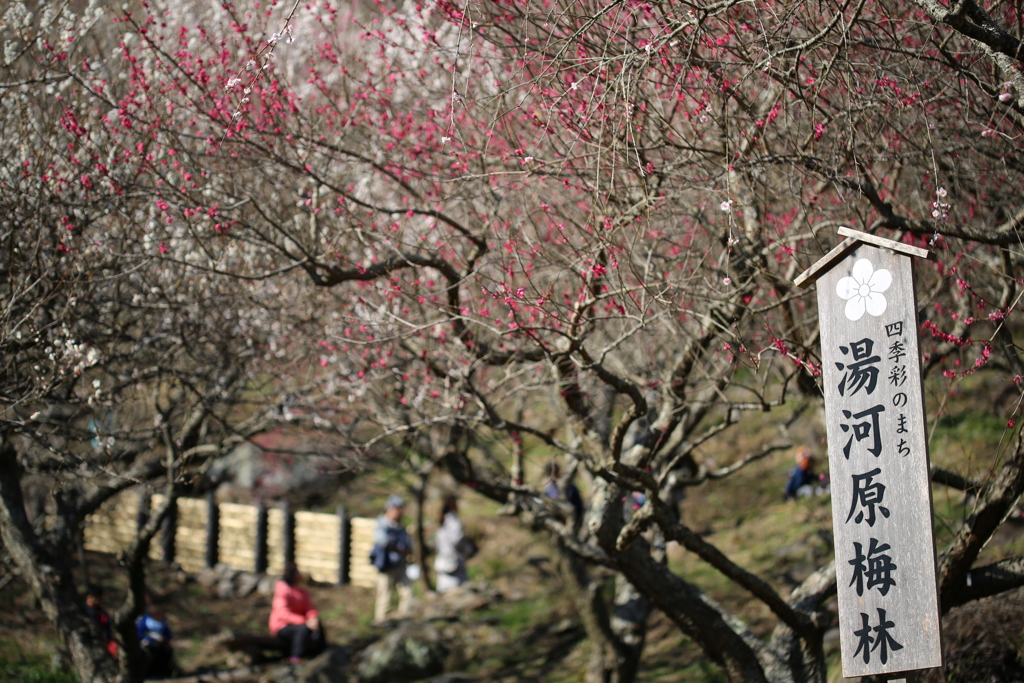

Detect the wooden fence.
[{"left": 85, "top": 491, "right": 377, "bottom": 588}]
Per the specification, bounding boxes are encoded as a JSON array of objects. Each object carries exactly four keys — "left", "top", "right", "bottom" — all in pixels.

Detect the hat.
[{"left": 385, "top": 494, "right": 406, "bottom": 509}]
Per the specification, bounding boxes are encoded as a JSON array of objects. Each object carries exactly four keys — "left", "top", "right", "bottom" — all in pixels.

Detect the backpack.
[
  {"left": 369, "top": 542, "right": 392, "bottom": 571},
  {"left": 457, "top": 537, "right": 479, "bottom": 559}
]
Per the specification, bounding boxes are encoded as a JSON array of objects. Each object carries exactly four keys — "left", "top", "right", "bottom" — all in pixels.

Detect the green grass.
[
  {"left": 0, "top": 657, "right": 78, "bottom": 683},
  {"left": 932, "top": 411, "right": 1009, "bottom": 443},
  {"left": 496, "top": 593, "right": 556, "bottom": 636}
]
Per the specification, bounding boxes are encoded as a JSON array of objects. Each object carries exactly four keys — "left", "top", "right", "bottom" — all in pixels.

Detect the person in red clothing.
[
  {"left": 269, "top": 563, "right": 326, "bottom": 663},
  {"left": 85, "top": 584, "right": 119, "bottom": 658}
]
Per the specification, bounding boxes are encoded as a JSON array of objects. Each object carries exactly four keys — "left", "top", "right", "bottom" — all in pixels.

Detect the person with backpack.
[{"left": 370, "top": 495, "right": 413, "bottom": 623}]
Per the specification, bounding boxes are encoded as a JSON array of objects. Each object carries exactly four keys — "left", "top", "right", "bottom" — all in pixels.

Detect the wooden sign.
[{"left": 797, "top": 229, "right": 942, "bottom": 677}]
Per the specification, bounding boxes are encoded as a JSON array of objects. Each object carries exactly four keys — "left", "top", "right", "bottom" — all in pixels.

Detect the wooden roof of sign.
[{"left": 793, "top": 227, "right": 932, "bottom": 289}]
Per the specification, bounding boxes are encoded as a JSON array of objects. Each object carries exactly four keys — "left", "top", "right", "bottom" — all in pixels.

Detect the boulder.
[
  {"left": 216, "top": 577, "right": 237, "bottom": 600},
  {"left": 257, "top": 575, "right": 278, "bottom": 596},
  {"left": 235, "top": 571, "right": 262, "bottom": 598},
  {"left": 356, "top": 623, "right": 448, "bottom": 683},
  {"left": 199, "top": 562, "right": 244, "bottom": 594},
  {"left": 196, "top": 567, "right": 221, "bottom": 589},
  {"left": 422, "top": 582, "right": 499, "bottom": 619},
  {"left": 198, "top": 567, "right": 264, "bottom": 599},
  {"left": 298, "top": 647, "right": 351, "bottom": 683},
  {"left": 258, "top": 647, "right": 350, "bottom": 683},
  {"left": 215, "top": 630, "right": 288, "bottom": 666}
]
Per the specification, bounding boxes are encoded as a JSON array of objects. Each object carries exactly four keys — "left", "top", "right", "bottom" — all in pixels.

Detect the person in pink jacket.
[{"left": 269, "top": 563, "right": 326, "bottom": 662}]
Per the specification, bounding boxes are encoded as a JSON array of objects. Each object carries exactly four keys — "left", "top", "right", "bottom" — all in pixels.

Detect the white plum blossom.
[
  {"left": 720, "top": 199, "right": 733, "bottom": 212},
  {"left": 932, "top": 187, "right": 950, "bottom": 220},
  {"left": 836, "top": 258, "right": 892, "bottom": 321}
]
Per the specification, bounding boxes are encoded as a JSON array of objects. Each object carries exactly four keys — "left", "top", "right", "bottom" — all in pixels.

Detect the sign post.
[{"left": 795, "top": 228, "right": 942, "bottom": 678}]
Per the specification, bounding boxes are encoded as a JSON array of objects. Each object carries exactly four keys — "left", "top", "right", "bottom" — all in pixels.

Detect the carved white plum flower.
[{"left": 836, "top": 259, "right": 892, "bottom": 321}]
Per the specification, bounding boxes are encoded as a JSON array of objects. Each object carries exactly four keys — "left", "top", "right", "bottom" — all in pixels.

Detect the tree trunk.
[
  {"left": 940, "top": 429, "right": 1024, "bottom": 605},
  {"left": 607, "top": 574, "right": 649, "bottom": 683},
  {"left": 112, "top": 491, "right": 176, "bottom": 683},
  {"left": 413, "top": 468, "right": 433, "bottom": 592},
  {"left": 0, "top": 435, "right": 119, "bottom": 683},
  {"left": 78, "top": 526, "right": 91, "bottom": 586},
  {"left": 759, "top": 629, "right": 827, "bottom": 683},
  {"left": 589, "top": 481, "right": 770, "bottom": 683},
  {"left": 760, "top": 562, "right": 835, "bottom": 683},
  {"left": 552, "top": 539, "right": 647, "bottom": 683}
]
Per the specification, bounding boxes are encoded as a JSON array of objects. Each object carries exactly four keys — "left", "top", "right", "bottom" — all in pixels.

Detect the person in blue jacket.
[
  {"left": 784, "top": 447, "right": 823, "bottom": 500},
  {"left": 136, "top": 601, "right": 175, "bottom": 678}
]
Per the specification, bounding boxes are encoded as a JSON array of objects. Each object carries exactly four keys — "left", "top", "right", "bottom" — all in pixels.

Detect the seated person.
[
  {"left": 784, "top": 447, "right": 825, "bottom": 500},
  {"left": 84, "top": 584, "right": 118, "bottom": 657},
  {"left": 136, "top": 602, "right": 176, "bottom": 679},
  {"left": 269, "top": 563, "right": 325, "bottom": 663}
]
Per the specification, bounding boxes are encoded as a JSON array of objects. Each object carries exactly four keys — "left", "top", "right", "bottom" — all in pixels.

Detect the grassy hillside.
[{"left": 4, "top": 375, "right": 1024, "bottom": 681}]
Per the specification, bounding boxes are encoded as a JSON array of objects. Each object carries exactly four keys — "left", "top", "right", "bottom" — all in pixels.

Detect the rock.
[
  {"left": 298, "top": 647, "right": 351, "bottom": 683},
  {"left": 257, "top": 576, "right": 278, "bottom": 596},
  {"left": 235, "top": 571, "right": 261, "bottom": 598},
  {"left": 216, "top": 577, "right": 237, "bottom": 599},
  {"left": 259, "top": 662, "right": 295, "bottom": 683},
  {"left": 196, "top": 567, "right": 220, "bottom": 589},
  {"left": 457, "top": 623, "right": 508, "bottom": 662},
  {"left": 199, "top": 567, "right": 262, "bottom": 599},
  {"left": 258, "top": 648, "right": 350, "bottom": 683},
  {"left": 198, "top": 562, "right": 240, "bottom": 589},
  {"left": 357, "top": 623, "right": 448, "bottom": 683},
  {"left": 215, "top": 630, "right": 288, "bottom": 666},
  {"left": 422, "top": 583, "right": 499, "bottom": 619}
]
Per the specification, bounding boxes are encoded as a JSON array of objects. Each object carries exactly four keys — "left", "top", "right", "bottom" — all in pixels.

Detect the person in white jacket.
[{"left": 433, "top": 496, "right": 469, "bottom": 593}]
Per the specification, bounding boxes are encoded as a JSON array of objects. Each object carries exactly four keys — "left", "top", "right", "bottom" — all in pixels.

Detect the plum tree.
[{"left": 3, "top": 0, "right": 1024, "bottom": 679}]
